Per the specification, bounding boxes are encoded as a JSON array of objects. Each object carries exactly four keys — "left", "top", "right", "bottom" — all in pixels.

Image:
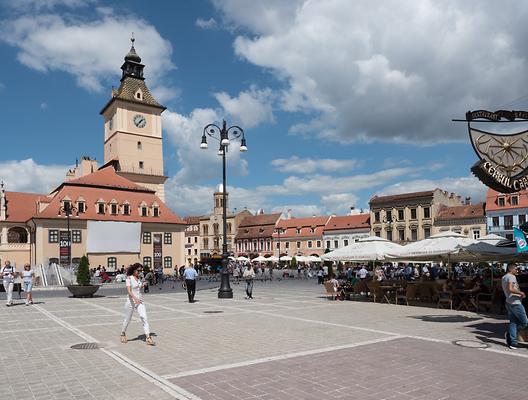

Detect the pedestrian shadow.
[
  {"left": 466, "top": 321, "right": 506, "bottom": 340},
  {"left": 128, "top": 332, "right": 158, "bottom": 342},
  {"left": 410, "top": 315, "right": 482, "bottom": 323}
]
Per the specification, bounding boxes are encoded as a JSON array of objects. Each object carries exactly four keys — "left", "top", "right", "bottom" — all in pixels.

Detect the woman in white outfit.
[
  {"left": 22, "top": 264, "right": 34, "bottom": 305},
  {"left": 120, "top": 263, "right": 155, "bottom": 346},
  {"left": 2, "top": 260, "right": 16, "bottom": 307}
]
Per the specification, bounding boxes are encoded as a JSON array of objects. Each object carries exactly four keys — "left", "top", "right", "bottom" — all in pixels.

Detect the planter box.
[{"left": 67, "top": 285, "right": 100, "bottom": 298}]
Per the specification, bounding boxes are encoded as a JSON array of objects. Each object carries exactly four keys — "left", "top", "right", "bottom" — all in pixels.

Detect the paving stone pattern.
[{"left": 1, "top": 280, "right": 527, "bottom": 399}]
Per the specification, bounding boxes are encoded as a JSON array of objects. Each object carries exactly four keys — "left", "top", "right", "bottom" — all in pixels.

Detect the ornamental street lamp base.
[{"left": 218, "top": 271, "right": 233, "bottom": 298}]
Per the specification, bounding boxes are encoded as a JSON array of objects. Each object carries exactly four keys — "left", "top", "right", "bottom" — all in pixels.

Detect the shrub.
[
  {"left": 76, "top": 256, "right": 90, "bottom": 285},
  {"left": 290, "top": 256, "right": 297, "bottom": 270}
]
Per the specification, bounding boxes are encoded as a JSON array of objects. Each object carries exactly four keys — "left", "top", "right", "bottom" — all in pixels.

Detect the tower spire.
[{"left": 121, "top": 34, "right": 144, "bottom": 80}]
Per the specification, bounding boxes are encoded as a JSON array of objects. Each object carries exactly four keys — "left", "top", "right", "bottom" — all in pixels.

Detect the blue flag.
[{"left": 514, "top": 227, "right": 528, "bottom": 253}]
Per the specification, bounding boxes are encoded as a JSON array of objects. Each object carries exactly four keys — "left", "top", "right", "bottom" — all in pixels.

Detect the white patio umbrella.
[
  {"left": 308, "top": 255, "right": 322, "bottom": 263},
  {"left": 280, "top": 255, "right": 292, "bottom": 261},
  {"left": 252, "top": 255, "right": 268, "bottom": 262},
  {"left": 385, "top": 231, "right": 519, "bottom": 262},
  {"left": 236, "top": 256, "right": 249, "bottom": 262},
  {"left": 266, "top": 256, "right": 279, "bottom": 262},
  {"left": 295, "top": 255, "right": 309, "bottom": 263},
  {"left": 478, "top": 233, "right": 508, "bottom": 246},
  {"left": 321, "top": 236, "right": 404, "bottom": 262}
]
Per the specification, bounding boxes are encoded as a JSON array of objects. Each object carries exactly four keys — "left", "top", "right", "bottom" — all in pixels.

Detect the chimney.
[{"left": 0, "top": 181, "right": 6, "bottom": 221}]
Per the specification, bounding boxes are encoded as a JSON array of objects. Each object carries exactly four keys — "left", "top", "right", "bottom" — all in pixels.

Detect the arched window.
[
  {"left": 213, "top": 223, "right": 219, "bottom": 235},
  {"left": 202, "top": 225, "right": 209, "bottom": 235},
  {"left": 107, "top": 257, "right": 117, "bottom": 270},
  {"left": 7, "top": 227, "right": 28, "bottom": 243}
]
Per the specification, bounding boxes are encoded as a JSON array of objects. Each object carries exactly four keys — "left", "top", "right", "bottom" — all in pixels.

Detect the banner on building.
[
  {"left": 59, "top": 230, "right": 70, "bottom": 266},
  {"left": 153, "top": 234, "right": 162, "bottom": 268},
  {"left": 465, "top": 110, "right": 528, "bottom": 193},
  {"left": 86, "top": 221, "right": 141, "bottom": 253}
]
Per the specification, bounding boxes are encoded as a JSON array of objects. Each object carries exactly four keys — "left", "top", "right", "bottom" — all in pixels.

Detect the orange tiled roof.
[
  {"left": 435, "top": 203, "right": 485, "bottom": 221},
  {"left": 183, "top": 216, "right": 201, "bottom": 225},
  {"left": 236, "top": 213, "right": 281, "bottom": 240},
  {"left": 56, "top": 166, "right": 153, "bottom": 193},
  {"left": 4, "top": 192, "right": 47, "bottom": 222},
  {"left": 324, "top": 214, "right": 370, "bottom": 232},
  {"left": 274, "top": 216, "right": 330, "bottom": 239},
  {"left": 485, "top": 188, "right": 528, "bottom": 212}
]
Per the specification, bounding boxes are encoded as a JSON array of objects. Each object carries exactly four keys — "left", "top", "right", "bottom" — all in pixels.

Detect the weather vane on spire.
[{"left": 131, "top": 32, "right": 135, "bottom": 47}]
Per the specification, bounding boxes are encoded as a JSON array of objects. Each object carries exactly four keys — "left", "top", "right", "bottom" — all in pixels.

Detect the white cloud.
[
  {"left": 214, "top": 0, "right": 528, "bottom": 143},
  {"left": 0, "top": 10, "right": 174, "bottom": 92},
  {"left": 213, "top": 86, "right": 274, "bottom": 128},
  {"left": 195, "top": 18, "right": 217, "bottom": 29},
  {"left": 163, "top": 108, "right": 249, "bottom": 185},
  {"left": 0, "top": 159, "right": 69, "bottom": 194},
  {"left": 321, "top": 193, "right": 360, "bottom": 214},
  {"left": 271, "top": 156, "right": 360, "bottom": 174},
  {"left": 5, "top": 0, "right": 95, "bottom": 10},
  {"left": 271, "top": 204, "right": 323, "bottom": 218},
  {"left": 380, "top": 176, "right": 488, "bottom": 203}
]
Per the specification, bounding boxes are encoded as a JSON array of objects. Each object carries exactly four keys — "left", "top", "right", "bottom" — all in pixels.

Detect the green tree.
[
  {"left": 76, "top": 255, "right": 90, "bottom": 286},
  {"left": 290, "top": 256, "right": 297, "bottom": 270}
]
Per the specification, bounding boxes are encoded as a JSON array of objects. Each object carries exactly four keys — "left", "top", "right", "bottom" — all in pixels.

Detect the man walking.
[
  {"left": 502, "top": 263, "right": 527, "bottom": 349},
  {"left": 183, "top": 264, "right": 198, "bottom": 303}
]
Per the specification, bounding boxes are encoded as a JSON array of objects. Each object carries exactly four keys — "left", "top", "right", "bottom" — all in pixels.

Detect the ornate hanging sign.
[{"left": 465, "top": 110, "right": 528, "bottom": 193}]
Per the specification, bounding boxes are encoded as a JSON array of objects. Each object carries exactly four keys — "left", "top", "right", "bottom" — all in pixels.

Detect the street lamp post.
[
  {"left": 200, "top": 120, "right": 247, "bottom": 299},
  {"left": 58, "top": 202, "right": 78, "bottom": 266}
]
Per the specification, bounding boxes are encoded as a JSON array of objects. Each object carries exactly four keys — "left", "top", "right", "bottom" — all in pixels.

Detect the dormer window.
[
  {"left": 110, "top": 203, "right": 118, "bottom": 215},
  {"left": 296, "top": 228, "right": 301, "bottom": 234},
  {"left": 135, "top": 89, "right": 143, "bottom": 100},
  {"left": 141, "top": 206, "right": 148, "bottom": 217},
  {"left": 310, "top": 227, "right": 315, "bottom": 233},
  {"left": 97, "top": 203, "right": 105, "bottom": 215},
  {"left": 511, "top": 195, "right": 519, "bottom": 206},
  {"left": 498, "top": 197, "right": 505, "bottom": 207},
  {"left": 77, "top": 202, "right": 85, "bottom": 213},
  {"left": 63, "top": 200, "right": 71, "bottom": 212},
  {"left": 153, "top": 207, "right": 159, "bottom": 217},
  {"left": 123, "top": 203, "right": 130, "bottom": 215}
]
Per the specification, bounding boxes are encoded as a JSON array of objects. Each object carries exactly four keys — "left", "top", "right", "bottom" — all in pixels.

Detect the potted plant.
[{"left": 67, "top": 255, "right": 100, "bottom": 298}]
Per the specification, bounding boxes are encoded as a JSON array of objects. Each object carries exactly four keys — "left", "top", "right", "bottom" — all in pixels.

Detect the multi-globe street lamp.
[{"left": 200, "top": 120, "right": 247, "bottom": 298}]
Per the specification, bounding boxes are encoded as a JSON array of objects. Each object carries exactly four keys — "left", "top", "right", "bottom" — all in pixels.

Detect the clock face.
[{"left": 133, "top": 114, "right": 146, "bottom": 128}]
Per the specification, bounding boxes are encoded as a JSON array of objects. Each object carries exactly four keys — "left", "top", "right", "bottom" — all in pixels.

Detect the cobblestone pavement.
[{"left": 1, "top": 279, "right": 527, "bottom": 399}]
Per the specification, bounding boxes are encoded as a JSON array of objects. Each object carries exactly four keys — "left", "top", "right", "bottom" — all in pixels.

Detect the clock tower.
[{"left": 100, "top": 38, "right": 167, "bottom": 201}]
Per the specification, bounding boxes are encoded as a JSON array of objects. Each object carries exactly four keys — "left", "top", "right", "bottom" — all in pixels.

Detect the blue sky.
[{"left": 1, "top": 0, "right": 528, "bottom": 217}]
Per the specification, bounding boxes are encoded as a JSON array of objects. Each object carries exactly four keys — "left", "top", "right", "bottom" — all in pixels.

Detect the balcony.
[{"left": 0, "top": 243, "right": 30, "bottom": 251}]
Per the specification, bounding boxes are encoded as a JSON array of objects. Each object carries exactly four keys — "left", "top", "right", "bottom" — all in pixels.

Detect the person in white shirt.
[
  {"left": 2, "top": 260, "right": 16, "bottom": 306},
  {"left": 243, "top": 265, "right": 256, "bottom": 299},
  {"left": 357, "top": 266, "right": 368, "bottom": 280},
  {"left": 22, "top": 264, "right": 34, "bottom": 306},
  {"left": 501, "top": 263, "right": 527, "bottom": 349},
  {"left": 183, "top": 265, "right": 199, "bottom": 303},
  {"left": 121, "top": 263, "right": 154, "bottom": 346}
]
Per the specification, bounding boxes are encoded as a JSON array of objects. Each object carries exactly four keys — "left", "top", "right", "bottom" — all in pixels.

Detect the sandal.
[
  {"left": 146, "top": 336, "right": 155, "bottom": 346},
  {"left": 120, "top": 333, "right": 127, "bottom": 344}
]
